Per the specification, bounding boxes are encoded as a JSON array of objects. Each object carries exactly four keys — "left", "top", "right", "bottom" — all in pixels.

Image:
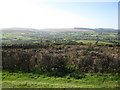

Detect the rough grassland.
[{"left": 2, "top": 72, "right": 119, "bottom": 88}]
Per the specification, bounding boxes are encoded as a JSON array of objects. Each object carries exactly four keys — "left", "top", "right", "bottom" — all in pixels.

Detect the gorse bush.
[{"left": 2, "top": 44, "right": 120, "bottom": 76}]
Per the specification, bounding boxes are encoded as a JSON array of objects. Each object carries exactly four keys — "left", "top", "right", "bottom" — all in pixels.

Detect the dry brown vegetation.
[{"left": 2, "top": 44, "right": 120, "bottom": 76}]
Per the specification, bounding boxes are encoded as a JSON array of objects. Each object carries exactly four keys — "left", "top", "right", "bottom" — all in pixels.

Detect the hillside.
[
  {"left": 1, "top": 27, "right": 119, "bottom": 44},
  {"left": 2, "top": 27, "right": 120, "bottom": 88}
]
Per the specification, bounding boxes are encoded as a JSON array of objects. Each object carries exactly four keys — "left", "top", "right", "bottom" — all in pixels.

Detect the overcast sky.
[{"left": 0, "top": 0, "right": 118, "bottom": 29}]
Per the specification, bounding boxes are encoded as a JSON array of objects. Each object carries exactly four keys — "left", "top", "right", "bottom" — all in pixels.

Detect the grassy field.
[
  {"left": 74, "top": 40, "right": 113, "bottom": 44},
  {"left": 2, "top": 71, "right": 119, "bottom": 88},
  {"left": 2, "top": 30, "right": 119, "bottom": 44}
]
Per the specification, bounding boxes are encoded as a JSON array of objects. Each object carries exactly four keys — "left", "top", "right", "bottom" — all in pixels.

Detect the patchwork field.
[{"left": 1, "top": 28, "right": 119, "bottom": 44}]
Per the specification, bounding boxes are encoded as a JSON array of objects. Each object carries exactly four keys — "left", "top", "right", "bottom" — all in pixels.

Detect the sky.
[{"left": 0, "top": 0, "right": 118, "bottom": 29}]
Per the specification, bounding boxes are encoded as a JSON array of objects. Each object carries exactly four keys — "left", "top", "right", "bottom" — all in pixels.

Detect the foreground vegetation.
[
  {"left": 2, "top": 71, "right": 119, "bottom": 88},
  {"left": 2, "top": 43, "right": 120, "bottom": 88},
  {"left": 2, "top": 44, "right": 120, "bottom": 74}
]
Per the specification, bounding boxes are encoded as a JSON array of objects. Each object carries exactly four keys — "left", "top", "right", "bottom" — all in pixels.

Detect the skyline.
[{"left": 0, "top": 0, "right": 118, "bottom": 29}]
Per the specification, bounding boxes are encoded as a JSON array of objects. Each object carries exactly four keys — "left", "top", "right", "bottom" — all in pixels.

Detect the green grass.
[
  {"left": 75, "top": 40, "right": 112, "bottom": 44},
  {"left": 2, "top": 71, "right": 119, "bottom": 88},
  {"left": 2, "top": 31, "right": 119, "bottom": 44}
]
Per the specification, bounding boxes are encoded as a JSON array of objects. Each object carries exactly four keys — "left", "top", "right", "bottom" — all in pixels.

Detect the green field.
[
  {"left": 74, "top": 40, "right": 113, "bottom": 44},
  {"left": 1, "top": 29, "right": 119, "bottom": 44},
  {"left": 2, "top": 72, "right": 119, "bottom": 88}
]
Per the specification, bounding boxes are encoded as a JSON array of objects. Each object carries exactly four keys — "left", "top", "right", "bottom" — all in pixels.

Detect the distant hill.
[
  {"left": 1, "top": 28, "right": 94, "bottom": 33},
  {"left": 74, "top": 27, "right": 118, "bottom": 33},
  {"left": 1, "top": 27, "right": 119, "bottom": 44},
  {"left": 1, "top": 27, "right": 118, "bottom": 33},
  {"left": 40, "top": 28, "right": 94, "bottom": 32},
  {"left": 1, "top": 28, "right": 39, "bottom": 33},
  {"left": 74, "top": 27, "right": 94, "bottom": 30},
  {"left": 95, "top": 28, "right": 118, "bottom": 33}
]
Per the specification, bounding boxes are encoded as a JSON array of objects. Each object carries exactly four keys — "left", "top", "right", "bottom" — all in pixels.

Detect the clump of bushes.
[{"left": 2, "top": 44, "right": 120, "bottom": 77}]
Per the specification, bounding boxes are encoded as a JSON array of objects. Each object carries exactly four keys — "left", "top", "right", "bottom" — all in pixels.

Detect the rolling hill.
[{"left": 1, "top": 27, "right": 119, "bottom": 44}]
